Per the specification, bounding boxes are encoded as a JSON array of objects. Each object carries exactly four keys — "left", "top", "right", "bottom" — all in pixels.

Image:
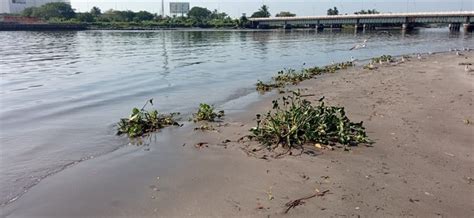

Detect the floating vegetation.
[
  {"left": 117, "top": 99, "right": 181, "bottom": 138},
  {"left": 256, "top": 62, "right": 353, "bottom": 93},
  {"left": 250, "top": 90, "right": 369, "bottom": 149},
  {"left": 371, "top": 55, "right": 394, "bottom": 64},
  {"left": 193, "top": 103, "right": 225, "bottom": 122}
]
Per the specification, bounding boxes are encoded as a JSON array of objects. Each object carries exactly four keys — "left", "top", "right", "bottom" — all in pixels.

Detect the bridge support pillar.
[
  {"left": 449, "top": 23, "right": 461, "bottom": 32},
  {"left": 363, "top": 24, "right": 376, "bottom": 30},
  {"left": 283, "top": 24, "right": 292, "bottom": 29},
  {"left": 463, "top": 23, "right": 474, "bottom": 32},
  {"left": 402, "top": 23, "right": 414, "bottom": 31},
  {"left": 316, "top": 25, "right": 324, "bottom": 32},
  {"left": 354, "top": 24, "right": 364, "bottom": 32}
]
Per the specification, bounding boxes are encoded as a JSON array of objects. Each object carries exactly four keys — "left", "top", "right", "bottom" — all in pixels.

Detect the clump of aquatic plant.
[
  {"left": 322, "top": 61, "right": 354, "bottom": 73},
  {"left": 250, "top": 90, "right": 369, "bottom": 149},
  {"left": 273, "top": 68, "right": 312, "bottom": 85},
  {"left": 193, "top": 103, "right": 224, "bottom": 122},
  {"left": 256, "top": 62, "right": 354, "bottom": 93},
  {"left": 256, "top": 80, "right": 282, "bottom": 92},
  {"left": 117, "top": 99, "right": 181, "bottom": 138},
  {"left": 363, "top": 63, "right": 377, "bottom": 70},
  {"left": 371, "top": 55, "right": 394, "bottom": 64}
]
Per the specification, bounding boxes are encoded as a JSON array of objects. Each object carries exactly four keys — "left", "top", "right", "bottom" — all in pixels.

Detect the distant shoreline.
[
  {"left": 0, "top": 23, "right": 87, "bottom": 31},
  {"left": 1, "top": 22, "right": 449, "bottom": 31}
]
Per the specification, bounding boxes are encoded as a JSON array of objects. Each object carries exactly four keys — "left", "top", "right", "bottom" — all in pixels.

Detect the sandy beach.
[{"left": 2, "top": 51, "right": 473, "bottom": 217}]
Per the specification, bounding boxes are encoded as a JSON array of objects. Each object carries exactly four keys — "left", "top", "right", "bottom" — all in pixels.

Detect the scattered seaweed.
[
  {"left": 117, "top": 99, "right": 181, "bottom": 138},
  {"left": 256, "top": 62, "right": 354, "bottom": 93},
  {"left": 193, "top": 103, "right": 225, "bottom": 122},
  {"left": 250, "top": 90, "right": 369, "bottom": 150},
  {"left": 273, "top": 68, "right": 312, "bottom": 85}
]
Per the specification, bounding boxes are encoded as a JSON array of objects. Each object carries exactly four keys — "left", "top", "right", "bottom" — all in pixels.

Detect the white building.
[{"left": 0, "top": 0, "right": 70, "bottom": 14}]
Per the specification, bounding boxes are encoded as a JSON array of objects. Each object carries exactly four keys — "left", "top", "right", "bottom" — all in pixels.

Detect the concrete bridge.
[{"left": 249, "top": 11, "right": 474, "bottom": 32}]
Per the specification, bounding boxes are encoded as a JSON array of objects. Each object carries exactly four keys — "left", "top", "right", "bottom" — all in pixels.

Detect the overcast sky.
[{"left": 70, "top": 0, "right": 474, "bottom": 17}]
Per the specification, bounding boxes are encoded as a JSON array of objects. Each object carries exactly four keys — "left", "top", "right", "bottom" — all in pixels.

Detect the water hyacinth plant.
[
  {"left": 256, "top": 80, "right": 282, "bottom": 92},
  {"left": 256, "top": 62, "right": 353, "bottom": 93},
  {"left": 273, "top": 68, "right": 312, "bottom": 85},
  {"left": 250, "top": 90, "right": 369, "bottom": 149},
  {"left": 193, "top": 103, "right": 225, "bottom": 122},
  {"left": 117, "top": 99, "right": 181, "bottom": 138},
  {"left": 371, "top": 55, "right": 394, "bottom": 64}
]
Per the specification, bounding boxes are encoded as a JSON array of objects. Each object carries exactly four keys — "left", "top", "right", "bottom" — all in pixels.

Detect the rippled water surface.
[{"left": 0, "top": 29, "right": 472, "bottom": 204}]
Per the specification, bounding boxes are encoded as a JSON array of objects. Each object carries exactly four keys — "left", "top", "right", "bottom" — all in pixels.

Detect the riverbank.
[
  {"left": 2, "top": 51, "right": 473, "bottom": 217},
  {"left": 0, "top": 22, "right": 87, "bottom": 31}
]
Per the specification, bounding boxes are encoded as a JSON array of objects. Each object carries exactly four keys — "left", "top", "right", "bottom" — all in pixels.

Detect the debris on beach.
[
  {"left": 193, "top": 103, "right": 225, "bottom": 122},
  {"left": 283, "top": 189, "right": 329, "bottom": 214},
  {"left": 267, "top": 186, "right": 274, "bottom": 200},
  {"left": 363, "top": 63, "right": 377, "bottom": 70},
  {"left": 194, "top": 123, "right": 217, "bottom": 131},
  {"left": 195, "top": 142, "right": 209, "bottom": 149},
  {"left": 117, "top": 99, "right": 181, "bottom": 138},
  {"left": 256, "top": 62, "right": 354, "bottom": 93},
  {"left": 371, "top": 55, "right": 394, "bottom": 64},
  {"left": 191, "top": 103, "right": 225, "bottom": 132},
  {"left": 250, "top": 90, "right": 370, "bottom": 152}
]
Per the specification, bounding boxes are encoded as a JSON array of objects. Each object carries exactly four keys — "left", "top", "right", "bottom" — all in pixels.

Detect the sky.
[{"left": 70, "top": 0, "right": 474, "bottom": 18}]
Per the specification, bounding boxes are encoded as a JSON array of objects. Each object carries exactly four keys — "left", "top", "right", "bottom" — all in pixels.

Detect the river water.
[{"left": 0, "top": 28, "right": 472, "bottom": 205}]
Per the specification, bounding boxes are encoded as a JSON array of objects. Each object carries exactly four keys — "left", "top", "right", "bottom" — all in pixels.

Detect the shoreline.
[
  {"left": 0, "top": 23, "right": 452, "bottom": 31},
  {"left": 2, "top": 51, "right": 473, "bottom": 217}
]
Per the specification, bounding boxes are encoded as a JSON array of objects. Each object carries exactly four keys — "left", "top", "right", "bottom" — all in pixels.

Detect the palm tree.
[{"left": 251, "top": 5, "right": 271, "bottom": 18}]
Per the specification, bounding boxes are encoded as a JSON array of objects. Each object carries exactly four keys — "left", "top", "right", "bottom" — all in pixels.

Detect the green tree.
[
  {"left": 275, "top": 11, "right": 296, "bottom": 17},
  {"left": 33, "top": 2, "right": 76, "bottom": 20},
  {"left": 102, "top": 10, "right": 135, "bottom": 22},
  {"left": 210, "top": 9, "right": 228, "bottom": 20},
  {"left": 239, "top": 15, "right": 249, "bottom": 28},
  {"left": 22, "top": 7, "right": 36, "bottom": 17},
  {"left": 251, "top": 5, "right": 271, "bottom": 18},
  {"left": 134, "top": 11, "right": 154, "bottom": 21},
  {"left": 187, "top": 7, "right": 212, "bottom": 21},
  {"left": 90, "top": 6, "right": 101, "bottom": 17},
  {"left": 77, "top": 12, "right": 94, "bottom": 22},
  {"left": 327, "top": 7, "right": 339, "bottom": 16}
]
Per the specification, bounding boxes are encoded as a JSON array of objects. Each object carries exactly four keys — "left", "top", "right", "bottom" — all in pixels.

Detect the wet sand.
[{"left": 2, "top": 52, "right": 473, "bottom": 217}]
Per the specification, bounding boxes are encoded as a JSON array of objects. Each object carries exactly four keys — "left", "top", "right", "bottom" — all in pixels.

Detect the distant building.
[{"left": 0, "top": 0, "right": 70, "bottom": 14}]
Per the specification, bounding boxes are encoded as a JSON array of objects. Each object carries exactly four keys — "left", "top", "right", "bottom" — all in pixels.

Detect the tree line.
[{"left": 19, "top": 3, "right": 381, "bottom": 28}]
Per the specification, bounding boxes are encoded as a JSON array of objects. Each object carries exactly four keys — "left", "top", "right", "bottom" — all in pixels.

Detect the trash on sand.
[{"left": 267, "top": 187, "right": 274, "bottom": 200}]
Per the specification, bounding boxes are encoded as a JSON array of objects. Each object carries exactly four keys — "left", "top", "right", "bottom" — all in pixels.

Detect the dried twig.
[{"left": 284, "top": 190, "right": 329, "bottom": 214}]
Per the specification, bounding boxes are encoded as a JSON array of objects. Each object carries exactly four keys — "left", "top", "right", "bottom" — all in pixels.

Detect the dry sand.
[{"left": 1, "top": 52, "right": 473, "bottom": 217}]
